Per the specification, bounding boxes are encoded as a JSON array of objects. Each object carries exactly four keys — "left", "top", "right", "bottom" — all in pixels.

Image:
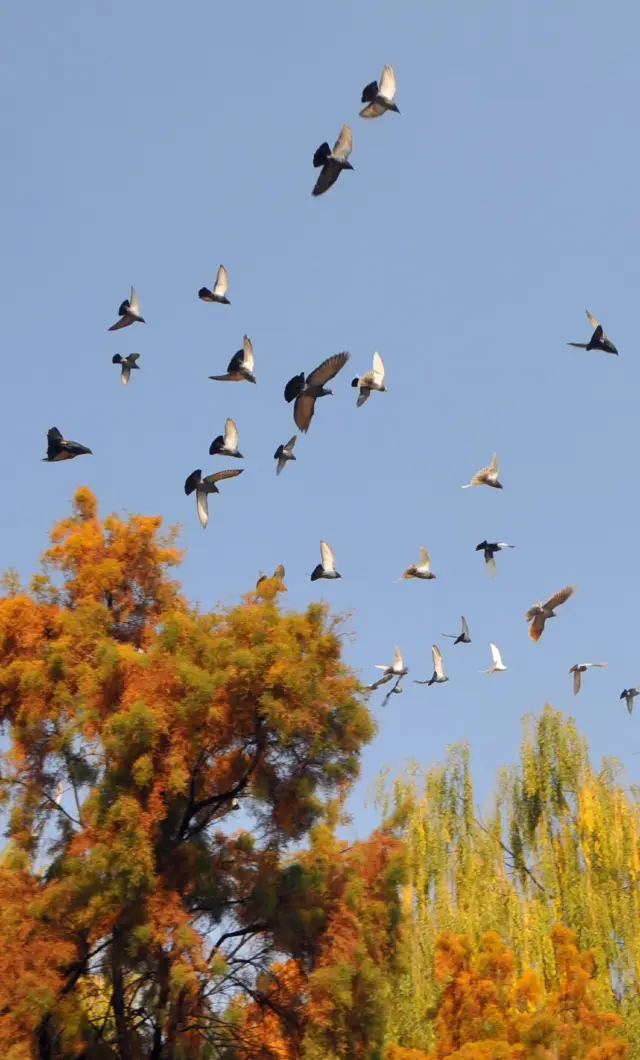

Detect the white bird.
[
  {"left": 480, "top": 643, "right": 507, "bottom": 674},
  {"left": 209, "top": 418, "right": 243, "bottom": 458},
  {"left": 366, "top": 646, "right": 408, "bottom": 691},
  {"left": 352, "top": 352, "right": 386, "bottom": 407},
  {"left": 462, "top": 453, "right": 502, "bottom": 489},
  {"left": 401, "top": 546, "right": 436, "bottom": 581},
  {"left": 359, "top": 65, "right": 400, "bottom": 119},
  {"left": 209, "top": 336, "right": 256, "bottom": 383},
  {"left": 310, "top": 540, "right": 341, "bottom": 581},
  {"left": 621, "top": 688, "right": 640, "bottom": 714},
  {"left": 108, "top": 287, "right": 145, "bottom": 331},
  {"left": 414, "top": 645, "right": 449, "bottom": 686},
  {"left": 569, "top": 662, "right": 607, "bottom": 696},
  {"left": 184, "top": 468, "right": 244, "bottom": 529},
  {"left": 198, "top": 264, "right": 230, "bottom": 304}
]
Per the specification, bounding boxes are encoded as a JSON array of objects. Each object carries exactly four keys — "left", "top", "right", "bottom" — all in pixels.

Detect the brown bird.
[
  {"left": 569, "top": 662, "right": 607, "bottom": 696},
  {"left": 284, "top": 352, "right": 350, "bottom": 433},
  {"left": 525, "top": 585, "right": 576, "bottom": 641},
  {"left": 209, "top": 336, "right": 256, "bottom": 383},
  {"left": 567, "top": 311, "right": 618, "bottom": 356},
  {"left": 312, "top": 125, "right": 354, "bottom": 197},
  {"left": 462, "top": 452, "right": 502, "bottom": 489}
]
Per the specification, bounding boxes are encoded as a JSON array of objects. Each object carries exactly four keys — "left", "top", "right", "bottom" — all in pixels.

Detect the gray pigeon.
[{"left": 312, "top": 125, "right": 354, "bottom": 197}]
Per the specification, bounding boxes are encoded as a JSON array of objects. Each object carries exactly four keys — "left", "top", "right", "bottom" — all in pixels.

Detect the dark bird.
[
  {"left": 359, "top": 65, "right": 400, "bottom": 118},
  {"left": 285, "top": 352, "right": 350, "bottom": 433},
  {"left": 184, "top": 468, "right": 244, "bottom": 529},
  {"left": 442, "top": 616, "right": 471, "bottom": 644},
  {"left": 112, "top": 353, "right": 141, "bottom": 385},
  {"left": 569, "top": 662, "right": 607, "bottom": 696},
  {"left": 43, "top": 427, "right": 92, "bottom": 462},
  {"left": 475, "top": 540, "right": 515, "bottom": 576},
  {"left": 198, "top": 264, "right": 230, "bottom": 305},
  {"left": 209, "top": 336, "right": 256, "bottom": 383},
  {"left": 365, "top": 646, "right": 408, "bottom": 691},
  {"left": 567, "top": 311, "right": 618, "bottom": 356},
  {"left": 462, "top": 452, "right": 502, "bottom": 489},
  {"left": 620, "top": 688, "right": 640, "bottom": 714},
  {"left": 209, "top": 418, "right": 243, "bottom": 458},
  {"left": 274, "top": 435, "right": 297, "bottom": 475},
  {"left": 381, "top": 677, "right": 405, "bottom": 707},
  {"left": 525, "top": 585, "right": 576, "bottom": 642},
  {"left": 310, "top": 540, "right": 341, "bottom": 581},
  {"left": 352, "top": 352, "right": 386, "bottom": 407},
  {"left": 108, "top": 287, "right": 145, "bottom": 331},
  {"left": 401, "top": 546, "right": 436, "bottom": 580},
  {"left": 312, "top": 125, "right": 354, "bottom": 197},
  {"left": 256, "top": 564, "right": 287, "bottom": 590},
  {"left": 414, "top": 644, "right": 449, "bottom": 686}
]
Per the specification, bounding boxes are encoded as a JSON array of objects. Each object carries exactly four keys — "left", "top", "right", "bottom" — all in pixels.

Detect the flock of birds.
[{"left": 37, "top": 64, "right": 639, "bottom": 717}]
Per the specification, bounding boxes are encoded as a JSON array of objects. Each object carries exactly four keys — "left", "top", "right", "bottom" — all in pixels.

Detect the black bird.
[
  {"left": 312, "top": 125, "right": 354, "bottom": 197},
  {"left": 198, "top": 265, "right": 230, "bottom": 304},
  {"left": 442, "top": 616, "right": 471, "bottom": 645},
  {"left": 475, "top": 540, "right": 515, "bottom": 576},
  {"left": 285, "top": 353, "right": 350, "bottom": 433},
  {"left": 209, "top": 336, "right": 256, "bottom": 383},
  {"left": 209, "top": 418, "right": 243, "bottom": 458},
  {"left": 360, "top": 65, "right": 400, "bottom": 118},
  {"left": 43, "top": 427, "right": 92, "bottom": 462},
  {"left": 274, "top": 435, "right": 297, "bottom": 475},
  {"left": 184, "top": 468, "right": 244, "bottom": 529},
  {"left": 108, "top": 287, "right": 145, "bottom": 331},
  {"left": 112, "top": 353, "right": 141, "bottom": 385},
  {"left": 567, "top": 311, "right": 618, "bottom": 355}
]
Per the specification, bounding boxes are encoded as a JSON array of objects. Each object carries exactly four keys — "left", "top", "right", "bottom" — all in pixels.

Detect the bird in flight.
[
  {"left": 414, "top": 645, "right": 449, "bottom": 686},
  {"left": 184, "top": 468, "right": 244, "bottom": 529},
  {"left": 480, "top": 643, "right": 507, "bottom": 674},
  {"left": 274, "top": 435, "right": 297, "bottom": 475},
  {"left": 620, "top": 688, "right": 640, "bottom": 714},
  {"left": 352, "top": 352, "right": 386, "bottom": 407},
  {"left": 569, "top": 662, "right": 607, "bottom": 696},
  {"left": 310, "top": 540, "right": 341, "bottom": 581},
  {"left": 366, "top": 646, "right": 408, "bottom": 691},
  {"left": 401, "top": 546, "right": 436, "bottom": 580},
  {"left": 209, "top": 418, "right": 243, "bottom": 458},
  {"left": 285, "top": 352, "right": 350, "bottom": 433},
  {"left": 198, "top": 265, "right": 230, "bottom": 305},
  {"left": 360, "top": 65, "right": 400, "bottom": 119},
  {"left": 108, "top": 287, "right": 145, "bottom": 331},
  {"left": 462, "top": 453, "right": 502, "bottom": 489},
  {"left": 442, "top": 616, "right": 471, "bottom": 644},
  {"left": 567, "top": 311, "right": 618, "bottom": 356},
  {"left": 209, "top": 336, "right": 256, "bottom": 383},
  {"left": 525, "top": 585, "right": 576, "bottom": 641},
  {"left": 312, "top": 125, "right": 354, "bottom": 197},
  {"left": 43, "top": 427, "right": 92, "bottom": 462},
  {"left": 112, "top": 353, "right": 141, "bottom": 385},
  {"left": 475, "top": 540, "right": 515, "bottom": 576},
  {"left": 256, "top": 564, "right": 286, "bottom": 590}
]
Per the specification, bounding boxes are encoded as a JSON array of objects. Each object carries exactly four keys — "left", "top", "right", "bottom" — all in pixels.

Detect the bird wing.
[
  {"left": 129, "top": 287, "right": 140, "bottom": 314},
  {"left": 273, "top": 564, "right": 285, "bottom": 580},
  {"left": 128, "top": 353, "right": 140, "bottom": 363},
  {"left": 461, "top": 616, "right": 470, "bottom": 638},
  {"left": 490, "top": 643, "right": 504, "bottom": 667},
  {"left": 284, "top": 374, "right": 305, "bottom": 403},
  {"left": 224, "top": 418, "right": 239, "bottom": 450},
  {"left": 528, "top": 614, "right": 546, "bottom": 641},
  {"left": 432, "top": 645, "right": 445, "bottom": 679},
  {"left": 356, "top": 387, "right": 370, "bottom": 407},
  {"left": 294, "top": 393, "right": 316, "bottom": 433},
  {"left": 184, "top": 470, "right": 202, "bottom": 496},
  {"left": 196, "top": 490, "right": 209, "bottom": 529},
  {"left": 307, "top": 351, "right": 350, "bottom": 387},
  {"left": 359, "top": 100, "right": 386, "bottom": 119},
  {"left": 586, "top": 310, "right": 599, "bottom": 331},
  {"left": 361, "top": 79, "right": 379, "bottom": 104},
  {"left": 226, "top": 349, "right": 245, "bottom": 374},
  {"left": 489, "top": 452, "right": 499, "bottom": 475},
  {"left": 214, "top": 265, "right": 229, "bottom": 298},
  {"left": 205, "top": 468, "right": 244, "bottom": 486},
  {"left": 108, "top": 315, "right": 130, "bottom": 331},
  {"left": 542, "top": 585, "right": 576, "bottom": 611},
  {"left": 312, "top": 161, "right": 341, "bottom": 197},
  {"left": 242, "top": 336, "right": 254, "bottom": 373},
  {"left": 121, "top": 364, "right": 131, "bottom": 385},
  {"left": 393, "top": 645, "right": 404, "bottom": 670},
  {"left": 276, "top": 456, "right": 287, "bottom": 476},
  {"left": 486, "top": 553, "right": 496, "bottom": 576},
  {"left": 573, "top": 668, "right": 581, "bottom": 696},
  {"left": 320, "top": 540, "right": 336, "bottom": 573},
  {"left": 419, "top": 546, "right": 431, "bottom": 571},
  {"left": 285, "top": 435, "right": 297, "bottom": 451},
  {"left": 372, "top": 351, "right": 385, "bottom": 385},
  {"left": 332, "top": 124, "right": 352, "bottom": 161},
  {"left": 378, "top": 64, "right": 396, "bottom": 102}
]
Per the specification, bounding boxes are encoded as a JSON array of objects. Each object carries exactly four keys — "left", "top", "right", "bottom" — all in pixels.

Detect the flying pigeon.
[
  {"left": 359, "top": 65, "right": 400, "bottom": 119},
  {"left": 312, "top": 125, "right": 354, "bottom": 197},
  {"left": 462, "top": 453, "right": 502, "bottom": 489},
  {"left": 366, "top": 646, "right": 408, "bottom": 691},
  {"left": 112, "top": 353, "right": 141, "bottom": 385},
  {"left": 401, "top": 546, "right": 436, "bottom": 580},
  {"left": 567, "top": 311, "right": 618, "bottom": 356},
  {"left": 620, "top": 688, "right": 640, "bottom": 714},
  {"left": 442, "top": 616, "right": 471, "bottom": 644},
  {"left": 274, "top": 435, "right": 297, "bottom": 475},
  {"left": 209, "top": 336, "right": 256, "bottom": 383},
  {"left": 198, "top": 265, "right": 230, "bottom": 305},
  {"left": 352, "top": 352, "right": 386, "bottom": 407},
  {"left": 43, "top": 427, "right": 92, "bottom": 462},
  {"left": 414, "top": 645, "right": 449, "bottom": 686},
  {"left": 475, "top": 540, "right": 515, "bottom": 576},
  {"left": 381, "top": 677, "right": 405, "bottom": 707},
  {"left": 284, "top": 352, "right": 350, "bottom": 433},
  {"left": 525, "top": 585, "right": 576, "bottom": 642},
  {"left": 310, "top": 540, "right": 341, "bottom": 581},
  {"left": 569, "top": 662, "right": 607, "bottom": 696},
  {"left": 184, "top": 468, "right": 244, "bottom": 529},
  {"left": 209, "top": 418, "right": 243, "bottom": 458},
  {"left": 480, "top": 643, "right": 508, "bottom": 674},
  {"left": 256, "top": 564, "right": 287, "bottom": 591},
  {"left": 108, "top": 287, "right": 145, "bottom": 331}
]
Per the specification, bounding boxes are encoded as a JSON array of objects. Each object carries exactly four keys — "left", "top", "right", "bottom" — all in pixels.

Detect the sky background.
[{"left": 2, "top": 0, "right": 639, "bottom": 840}]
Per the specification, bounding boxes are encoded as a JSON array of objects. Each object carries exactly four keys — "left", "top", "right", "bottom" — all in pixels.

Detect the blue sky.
[{"left": 2, "top": 0, "right": 639, "bottom": 840}]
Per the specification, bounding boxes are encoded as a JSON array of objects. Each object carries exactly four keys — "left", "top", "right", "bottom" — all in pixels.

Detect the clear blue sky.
[{"left": 2, "top": 1, "right": 639, "bottom": 840}]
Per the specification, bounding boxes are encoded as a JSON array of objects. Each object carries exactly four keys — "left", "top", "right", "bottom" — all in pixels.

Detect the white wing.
[
  {"left": 332, "top": 125, "right": 353, "bottom": 162},
  {"left": 121, "top": 365, "right": 131, "bottom": 385},
  {"left": 214, "top": 265, "right": 229, "bottom": 298},
  {"left": 490, "top": 643, "right": 504, "bottom": 668},
  {"left": 54, "top": 781, "right": 64, "bottom": 805},
  {"left": 418, "top": 546, "right": 431, "bottom": 571},
  {"left": 372, "top": 351, "right": 385, "bottom": 385},
  {"left": 224, "top": 418, "right": 239, "bottom": 450},
  {"left": 320, "top": 539, "right": 335, "bottom": 573},
  {"left": 378, "top": 65, "right": 396, "bottom": 103},
  {"left": 129, "top": 287, "right": 140, "bottom": 314},
  {"left": 490, "top": 452, "right": 499, "bottom": 475},
  {"left": 393, "top": 645, "right": 404, "bottom": 670},
  {"left": 432, "top": 644, "right": 445, "bottom": 679},
  {"left": 242, "top": 335, "right": 254, "bottom": 372},
  {"left": 196, "top": 489, "right": 209, "bottom": 529}
]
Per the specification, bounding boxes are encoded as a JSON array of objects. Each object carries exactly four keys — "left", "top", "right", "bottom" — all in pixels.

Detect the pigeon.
[
  {"left": 310, "top": 540, "right": 341, "bottom": 581},
  {"left": 256, "top": 564, "right": 286, "bottom": 590},
  {"left": 209, "top": 336, "right": 256, "bottom": 383},
  {"left": 184, "top": 468, "right": 244, "bottom": 529},
  {"left": 567, "top": 311, "right": 618, "bottom": 356},
  {"left": 43, "top": 427, "right": 92, "bottom": 462},
  {"left": 620, "top": 688, "right": 640, "bottom": 715},
  {"left": 312, "top": 125, "right": 354, "bottom": 197},
  {"left": 274, "top": 435, "right": 297, "bottom": 475},
  {"left": 475, "top": 540, "right": 515, "bottom": 576},
  {"left": 198, "top": 265, "right": 230, "bottom": 305},
  {"left": 442, "top": 616, "right": 471, "bottom": 645},
  {"left": 352, "top": 352, "right": 386, "bottom": 407},
  {"left": 381, "top": 677, "right": 405, "bottom": 707},
  {"left": 285, "top": 353, "right": 350, "bottom": 433},
  {"left": 414, "top": 645, "right": 449, "bottom": 686},
  {"left": 108, "top": 287, "right": 145, "bottom": 331},
  {"left": 569, "top": 662, "right": 607, "bottom": 696},
  {"left": 366, "top": 646, "right": 408, "bottom": 691},
  {"left": 401, "top": 546, "right": 436, "bottom": 580},
  {"left": 462, "top": 453, "right": 502, "bottom": 489},
  {"left": 209, "top": 418, "right": 243, "bottom": 458},
  {"left": 525, "top": 585, "right": 576, "bottom": 642},
  {"left": 112, "top": 353, "right": 141, "bottom": 385},
  {"left": 359, "top": 65, "right": 400, "bottom": 118},
  {"left": 480, "top": 643, "right": 507, "bottom": 674}
]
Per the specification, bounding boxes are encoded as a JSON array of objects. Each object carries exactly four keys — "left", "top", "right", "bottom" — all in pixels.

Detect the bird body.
[
  {"left": 285, "top": 352, "right": 350, "bottom": 433},
  {"left": 367, "top": 646, "right": 408, "bottom": 690},
  {"left": 442, "top": 616, "right": 471, "bottom": 644},
  {"left": 312, "top": 125, "right": 354, "bottom": 197},
  {"left": 526, "top": 585, "right": 576, "bottom": 641},
  {"left": 360, "top": 65, "right": 400, "bottom": 118},
  {"left": 112, "top": 353, "right": 141, "bottom": 385},
  {"left": 462, "top": 452, "right": 502, "bottom": 489},
  {"left": 401, "top": 546, "right": 436, "bottom": 580},
  {"left": 184, "top": 467, "right": 244, "bottom": 529},
  {"left": 567, "top": 311, "right": 618, "bottom": 355},
  {"left": 198, "top": 265, "right": 230, "bottom": 304},
  {"left": 352, "top": 352, "right": 386, "bottom": 407},
  {"left": 274, "top": 435, "right": 297, "bottom": 475},
  {"left": 43, "top": 427, "right": 92, "bottom": 462},
  {"left": 480, "top": 643, "right": 507, "bottom": 674},
  {"left": 209, "top": 418, "right": 243, "bottom": 458},
  {"left": 475, "top": 540, "right": 515, "bottom": 576},
  {"left": 108, "top": 287, "right": 145, "bottom": 331},
  {"left": 414, "top": 644, "right": 448, "bottom": 686},
  {"left": 620, "top": 688, "right": 640, "bottom": 714},
  {"left": 569, "top": 662, "right": 607, "bottom": 696},
  {"left": 310, "top": 540, "right": 341, "bottom": 581},
  {"left": 209, "top": 336, "right": 256, "bottom": 383}
]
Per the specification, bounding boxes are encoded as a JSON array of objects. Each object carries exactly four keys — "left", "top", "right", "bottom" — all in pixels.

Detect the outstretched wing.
[
  {"left": 214, "top": 265, "right": 229, "bottom": 299},
  {"left": 586, "top": 310, "right": 599, "bottom": 331},
  {"left": 360, "top": 79, "right": 379, "bottom": 104},
  {"left": 356, "top": 387, "right": 370, "bottom": 407},
  {"left": 573, "top": 668, "right": 581, "bottom": 696},
  {"left": 393, "top": 645, "right": 404, "bottom": 670},
  {"left": 312, "top": 162, "right": 340, "bottom": 197},
  {"left": 307, "top": 351, "right": 350, "bottom": 387},
  {"left": 293, "top": 393, "right": 316, "bottom": 433},
  {"left": 419, "top": 546, "right": 431, "bottom": 571},
  {"left": 242, "top": 336, "right": 254, "bottom": 373},
  {"left": 196, "top": 489, "right": 209, "bottom": 529},
  {"left": 461, "top": 616, "right": 470, "bottom": 639},
  {"left": 205, "top": 468, "right": 244, "bottom": 486},
  {"left": 360, "top": 99, "right": 386, "bottom": 119},
  {"left": 542, "top": 585, "right": 576, "bottom": 611},
  {"left": 432, "top": 645, "right": 445, "bottom": 680},
  {"left": 378, "top": 64, "right": 396, "bottom": 102},
  {"left": 184, "top": 470, "right": 202, "bottom": 496},
  {"left": 129, "top": 287, "right": 141, "bottom": 314},
  {"left": 320, "top": 540, "right": 336, "bottom": 573},
  {"left": 490, "top": 643, "right": 503, "bottom": 667},
  {"left": 332, "top": 124, "right": 352, "bottom": 161},
  {"left": 528, "top": 614, "right": 546, "bottom": 641},
  {"left": 121, "top": 364, "right": 131, "bottom": 385},
  {"left": 372, "top": 351, "right": 385, "bottom": 385},
  {"left": 224, "top": 418, "right": 239, "bottom": 450}
]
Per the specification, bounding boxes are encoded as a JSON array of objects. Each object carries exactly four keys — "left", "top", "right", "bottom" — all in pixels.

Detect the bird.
[
  {"left": 310, "top": 540, "right": 341, "bottom": 581},
  {"left": 43, "top": 427, "right": 92, "bottom": 462},
  {"left": 198, "top": 265, "right": 230, "bottom": 305},
  {"left": 209, "top": 336, "right": 256, "bottom": 383},
  {"left": 256, "top": 564, "right": 286, "bottom": 590},
  {"left": 359, "top": 65, "right": 400, "bottom": 118},
  {"left": 462, "top": 453, "right": 502, "bottom": 489},
  {"left": 366, "top": 646, "right": 408, "bottom": 691},
  {"left": 108, "top": 287, "right": 145, "bottom": 331},
  {"left": 401, "top": 546, "right": 436, "bottom": 580},
  {"left": 284, "top": 353, "right": 350, "bottom": 433},
  {"left": 480, "top": 643, "right": 508, "bottom": 674},
  {"left": 274, "top": 435, "right": 297, "bottom": 475},
  {"left": 525, "top": 585, "right": 576, "bottom": 642},
  {"left": 381, "top": 677, "right": 405, "bottom": 707},
  {"left": 442, "top": 616, "right": 471, "bottom": 645},
  {"left": 184, "top": 468, "right": 244, "bottom": 529},
  {"left": 112, "top": 353, "right": 141, "bottom": 385},
  {"left": 567, "top": 311, "right": 618, "bottom": 356},
  {"left": 414, "top": 645, "right": 449, "bottom": 686},
  {"left": 209, "top": 418, "right": 243, "bottom": 458},
  {"left": 312, "top": 125, "right": 354, "bottom": 197},
  {"left": 475, "top": 540, "right": 515, "bottom": 576},
  {"left": 620, "top": 688, "right": 640, "bottom": 715},
  {"left": 569, "top": 662, "right": 607, "bottom": 696},
  {"left": 352, "top": 352, "right": 386, "bottom": 407}
]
